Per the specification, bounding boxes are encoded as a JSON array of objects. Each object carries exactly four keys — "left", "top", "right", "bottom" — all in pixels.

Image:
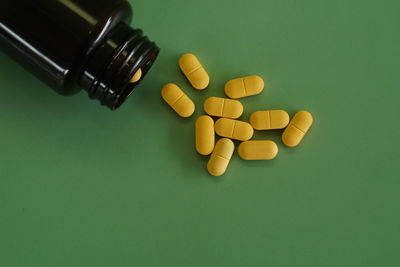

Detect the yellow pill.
[
  {"left": 161, "top": 83, "right": 195, "bottom": 118},
  {"left": 224, "top": 75, "right": 264, "bottom": 99},
  {"left": 249, "top": 110, "right": 290, "bottom": 130},
  {"left": 195, "top": 116, "right": 215, "bottom": 155},
  {"left": 214, "top": 118, "right": 254, "bottom": 141},
  {"left": 203, "top": 97, "right": 243, "bottom": 119},
  {"left": 238, "top": 140, "right": 278, "bottom": 160},
  {"left": 282, "top": 111, "right": 313, "bottom": 147},
  {"left": 207, "top": 138, "right": 235, "bottom": 176},
  {"left": 129, "top": 68, "right": 142, "bottom": 83},
  {"left": 179, "top": 53, "right": 210, "bottom": 90}
]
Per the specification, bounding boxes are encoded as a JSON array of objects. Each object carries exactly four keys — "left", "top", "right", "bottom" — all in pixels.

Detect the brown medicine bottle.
[{"left": 0, "top": 0, "right": 160, "bottom": 109}]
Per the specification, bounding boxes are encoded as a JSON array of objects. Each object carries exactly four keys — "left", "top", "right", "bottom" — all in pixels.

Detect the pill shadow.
[
  {"left": 252, "top": 129, "right": 283, "bottom": 143},
  {"left": 235, "top": 155, "right": 280, "bottom": 170}
]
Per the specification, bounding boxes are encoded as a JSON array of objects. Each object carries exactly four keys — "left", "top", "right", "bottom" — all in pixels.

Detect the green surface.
[{"left": 1, "top": 0, "right": 399, "bottom": 266}]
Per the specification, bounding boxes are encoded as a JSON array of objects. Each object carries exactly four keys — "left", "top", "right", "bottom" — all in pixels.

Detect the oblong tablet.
[
  {"left": 207, "top": 138, "right": 235, "bottom": 176},
  {"left": 204, "top": 97, "right": 243, "bottom": 119},
  {"left": 179, "top": 53, "right": 210, "bottom": 90},
  {"left": 238, "top": 140, "right": 278, "bottom": 160},
  {"left": 161, "top": 83, "right": 195, "bottom": 118},
  {"left": 249, "top": 110, "right": 290, "bottom": 130},
  {"left": 214, "top": 118, "right": 254, "bottom": 141},
  {"left": 282, "top": 111, "right": 313, "bottom": 147},
  {"left": 224, "top": 75, "right": 264, "bottom": 99},
  {"left": 195, "top": 116, "right": 215, "bottom": 155},
  {"left": 129, "top": 68, "right": 142, "bottom": 83}
]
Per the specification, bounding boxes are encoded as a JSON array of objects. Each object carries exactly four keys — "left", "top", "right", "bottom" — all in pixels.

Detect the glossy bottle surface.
[{"left": 0, "top": 0, "right": 160, "bottom": 109}]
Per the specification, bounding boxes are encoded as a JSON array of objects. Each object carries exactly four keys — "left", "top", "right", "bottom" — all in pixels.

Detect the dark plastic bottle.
[{"left": 0, "top": 0, "right": 160, "bottom": 110}]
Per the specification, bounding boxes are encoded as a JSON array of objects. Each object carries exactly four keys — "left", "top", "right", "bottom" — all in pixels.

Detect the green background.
[{"left": 1, "top": 0, "right": 399, "bottom": 266}]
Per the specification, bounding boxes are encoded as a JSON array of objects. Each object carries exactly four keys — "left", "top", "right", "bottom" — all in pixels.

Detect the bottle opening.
[
  {"left": 113, "top": 51, "right": 158, "bottom": 109},
  {"left": 80, "top": 22, "right": 160, "bottom": 110}
]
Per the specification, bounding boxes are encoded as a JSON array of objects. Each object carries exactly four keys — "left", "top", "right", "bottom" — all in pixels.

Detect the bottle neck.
[{"left": 79, "top": 22, "right": 159, "bottom": 110}]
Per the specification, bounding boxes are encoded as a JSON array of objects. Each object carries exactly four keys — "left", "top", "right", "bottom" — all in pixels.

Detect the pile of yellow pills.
[{"left": 161, "top": 52, "right": 314, "bottom": 177}]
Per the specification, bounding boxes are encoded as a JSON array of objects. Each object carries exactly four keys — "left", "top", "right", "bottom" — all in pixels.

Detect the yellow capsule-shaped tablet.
[
  {"left": 179, "top": 53, "right": 210, "bottom": 90},
  {"left": 224, "top": 75, "right": 264, "bottom": 99},
  {"left": 282, "top": 111, "right": 313, "bottom": 147},
  {"left": 161, "top": 83, "right": 195, "bottom": 118},
  {"left": 214, "top": 118, "right": 254, "bottom": 141},
  {"left": 195, "top": 116, "right": 215, "bottom": 155},
  {"left": 249, "top": 110, "right": 290, "bottom": 130},
  {"left": 203, "top": 97, "right": 243, "bottom": 119},
  {"left": 238, "top": 140, "right": 278, "bottom": 160},
  {"left": 207, "top": 138, "right": 235, "bottom": 176},
  {"left": 129, "top": 68, "right": 142, "bottom": 83}
]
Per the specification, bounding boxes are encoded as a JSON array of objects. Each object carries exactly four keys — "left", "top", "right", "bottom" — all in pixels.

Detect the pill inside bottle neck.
[{"left": 129, "top": 68, "right": 142, "bottom": 83}]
